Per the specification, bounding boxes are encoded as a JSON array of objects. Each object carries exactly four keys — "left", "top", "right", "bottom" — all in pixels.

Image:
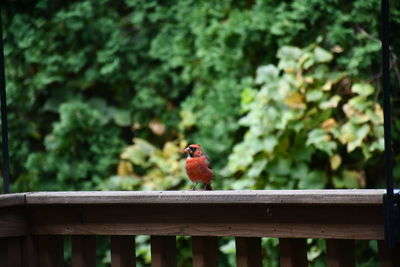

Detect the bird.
[{"left": 184, "top": 144, "right": 213, "bottom": 190}]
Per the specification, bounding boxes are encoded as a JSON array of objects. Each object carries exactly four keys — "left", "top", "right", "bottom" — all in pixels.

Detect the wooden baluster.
[
  {"left": 326, "top": 239, "right": 355, "bottom": 267},
  {"left": 0, "top": 237, "right": 6, "bottom": 267},
  {"left": 0, "top": 237, "right": 24, "bottom": 267},
  {"left": 235, "top": 237, "right": 262, "bottom": 267},
  {"left": 23, "top": 235, "right": 38, "bottom": 267},
  {"left": 151, "top": 236, "right": 176, "bottom": 267},
  {"left": 111, "top": 236, "right": 136, "bottom": 267},
  {"left": 279, "top": 238, "right": 308, "bottom": 267},
  {"left": 378, "top": 240, "right": 400, "bottom": 267},
  {"left": 192, "top": 236, "right": 218, "bottom": 267},
  {"left": 72, "top": 235, "right": 96, "bottom": 267},
  {"left": 36, "top": 235, "right": 64, "bottom": 267}
]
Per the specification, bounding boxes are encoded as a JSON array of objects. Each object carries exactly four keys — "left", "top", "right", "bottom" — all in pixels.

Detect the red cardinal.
[{"left": 184, "top": 144, "right": 213, "bottom": 190}]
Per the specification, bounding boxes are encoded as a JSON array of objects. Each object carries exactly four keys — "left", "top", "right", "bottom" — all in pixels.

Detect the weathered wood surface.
[
  {"left": 0, "top": 193, "right": 25, "bottom": 208},
  {"left": 25, "top": 190, "right": 385, "bottom": 205},
  {"left": 326, "top": 239, "right": 355, "bottom": 267},
  {"left": 37, "top": 235, "right": 64, "bottom": 267},
  {"left": 151, "top": 236, "right": 176, "bottom": 267},
  {"left": 192, "top": 236, "right": 218, "bottom": 267},
  {"left": 279, "top": 238, "right": 308, "bottom": 267},
  {"left": 111, "top": 236, "right": 136, "bottom": 267},
  {"left": 0, "top": 207, "right": 27, "bottom": 237},
  {"left": 29, "top": 203, "right": 384, "bottom": 239},
  {"left": 235, "top": 237, "right": 262, "bottom": 267},
  {"left": 0, "top": 237, "right": 24, "bottom": 267},
  {"left": 72, "top": 235, "right": 96, "bottom": 267},
  {"left": 24, "top": 235, "right": 39, "bottom": 267},
  {"left": 378, "top": 240, "right": 400, "bottom": 267}
]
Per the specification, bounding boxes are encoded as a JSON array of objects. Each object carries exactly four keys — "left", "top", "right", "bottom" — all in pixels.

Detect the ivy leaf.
[
  {"left": 352, "top": 83, "right": 374, "bottom": 96},
  {"left": 306, "top": 90, "right": 324, "bottom": 102},
  {"left": 256, "top": 65, "right": 279, "bottom": 84},
  {"left": 314, "top": 47, "right": 333, "bottom": 63}
]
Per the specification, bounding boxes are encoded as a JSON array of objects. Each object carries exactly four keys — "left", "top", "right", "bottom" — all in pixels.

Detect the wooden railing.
[{"left": 0, "top": 190, "right": 399, "bottom": 266}]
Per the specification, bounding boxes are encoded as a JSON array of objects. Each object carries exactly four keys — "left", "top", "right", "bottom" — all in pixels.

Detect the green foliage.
[
  {"left": 2, "top": 0, "right": 400, "bottom": 266},
  {"left": 226, "top": 44, "right": 384, "bottom": 190},
  {"left": 25, "top": 101, "right": 124, "bottom": 190},
  {"left": 99, "top": 137, "right": 189, "bottom": 191},
  {"left": 3, "top": 0, "right": 400, "bottom": 189}
]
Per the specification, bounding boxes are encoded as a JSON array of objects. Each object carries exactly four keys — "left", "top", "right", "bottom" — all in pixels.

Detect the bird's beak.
[{"left": 184, "top": 147, "right": 191, "bottom": 154}]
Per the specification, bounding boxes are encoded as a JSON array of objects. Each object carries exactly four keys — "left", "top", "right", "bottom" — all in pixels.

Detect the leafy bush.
[
  {"left": 100, "top": 137, "right": 188, "bottom": 191},
  {"left": 4, "top": 0, "right": 400, "bottom": 190},
  {"left": 226, "top": 44, "right": 384, "bottom": 190},
  {"left": 2, "top": 1, "right": 400, "bottom": 266},
  {"left": 25, "top": 100, "right": 124, "bottom": 190}
]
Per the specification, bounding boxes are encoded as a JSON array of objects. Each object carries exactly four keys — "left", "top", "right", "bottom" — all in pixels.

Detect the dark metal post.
[
  {"left": 0, "top": 10, "right": 10, "bottom": 194},
  {"left": 381, "top": 0, "right": 399, "bottom": 248}
]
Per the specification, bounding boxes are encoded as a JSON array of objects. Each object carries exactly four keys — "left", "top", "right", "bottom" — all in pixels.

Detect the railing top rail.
[
  {"left": 0, "top": 189, "right": 385, "bottom": 207},
  {"left": 0, "top": 192, "right": 25, "bottom": 207}
]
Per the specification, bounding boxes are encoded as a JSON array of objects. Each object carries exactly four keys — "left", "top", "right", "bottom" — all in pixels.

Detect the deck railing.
[{"left": 0, "top": 190, "right": 398, "bottom": 266}]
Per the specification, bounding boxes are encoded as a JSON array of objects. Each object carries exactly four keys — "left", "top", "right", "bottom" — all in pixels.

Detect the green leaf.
[
  {"left": 298, "top": 170, "right": 327, "bottom": 189},
  {"left": 313, "top": 47, "right": 333, "bottom": 63},
  {"left": 306, "top": 90, "right": 324, "bottom": 102},
  {"left": 319, "top": 95, "right": 341, "bottom": 109},
  {"left": 268, "top": 158, "right": 292, "bottom": 176},
  {"left": 255, "top": 65, "right": 279, "bottom": 84},
  {"left": 263, "top": 136, "right": 278, "bottom": 153},
  {"left": 333, "top": 171, "right": 360, "bottom": 188},
  {"left": 113, "top": 110, "right": 131, "bottom": 127},
  {"left": 352, "top": 83, "right": 374, "bottom": 96}
]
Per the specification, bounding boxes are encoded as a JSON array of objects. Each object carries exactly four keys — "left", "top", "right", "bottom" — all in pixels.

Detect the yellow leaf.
[
  {"left": 284, "top": 92, "right": 306, "bottom": 109},
  {"left": 149, "top": 120, "right": 166, "bottom": 136},
  {"left": 323, "top": 80, "right": 333, "bottom": 91},
  {"left": 331, "top": 45, "right": 344, "bottom": 53},
  {"left": 374, "top": 103, "right": 383, "bottom": 122},
  {"left": 304, "top": 77, "right": 314, "bottom": 84},
  {"left": 117, "top": 160, "right": 134, "bottom": 176},
  {"left": 330, "top": 154, "right": 342, "bottom": 170},
  {"left": 321, "top": 118, "right": 337, "bottom": 131}
]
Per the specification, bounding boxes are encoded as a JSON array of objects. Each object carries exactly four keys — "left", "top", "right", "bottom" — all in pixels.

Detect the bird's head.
[{"left": 184, "top": 144, "right": 204, "bottom": 158}]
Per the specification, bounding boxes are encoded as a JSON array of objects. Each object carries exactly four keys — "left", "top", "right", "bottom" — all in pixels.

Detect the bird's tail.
[{"left": 205, "top": 184, "right": 212, "bottom": 191}]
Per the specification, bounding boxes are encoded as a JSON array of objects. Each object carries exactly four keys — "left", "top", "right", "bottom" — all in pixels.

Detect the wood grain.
[
  {"left": 326, "top": 239, "right": 355, "bottom": 267},
  {"left": 151, "top": 236, "right": 176, "bottom": 267},
  {"left": 37, "top": 235, "right": 64, "bottom": 267},
  {"left": 111, "top": 236, "right": 135, "bottom": 267},
  {"left": 279, "top": 238, "right": 308, "bottom": 267},
  {"left": 235, "top": 237, "right": 262, "bottom": 267},
  {"left": 378, "top": 240, "right": 400, "bottom": 267},
  {"left": 0, "top": 207, "right": 27, "bottom": 238},
  {"left": 25, "top": 190, "right": 384, "bottom": 205},
  {"left": 0, "top": 237, "right": 24, "bottom": 267},
  {"left": 72, "top": 235, "right": 96, "bottom": 267},
  {"left": 0, "top": 193, "right": 25, "bottom": 208},
  {"left": 192, "top": 236, "right": 218, "bottom": 267},
  {"left": 24, "top": 235, "right": 38, "bottom": 267},
  {"left": 30, "top": 203, "right": 384, "bottom": 239}
]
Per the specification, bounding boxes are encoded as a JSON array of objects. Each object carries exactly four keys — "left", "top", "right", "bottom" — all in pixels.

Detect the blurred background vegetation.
[{"left": 1, "top": 0, "right": 400, "bottom": 266}]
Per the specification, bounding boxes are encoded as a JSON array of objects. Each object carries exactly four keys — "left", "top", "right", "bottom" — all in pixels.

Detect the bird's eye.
[{"left": 190, "top": 147, "right": 197, "bottom": 152}]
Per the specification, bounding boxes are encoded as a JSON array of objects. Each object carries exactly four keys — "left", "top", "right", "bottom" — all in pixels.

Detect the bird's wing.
[{"left": 204, "top": 154, "right": 212, "bottom": 170}]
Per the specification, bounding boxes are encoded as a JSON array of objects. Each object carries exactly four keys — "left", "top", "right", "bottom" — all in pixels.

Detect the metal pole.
[
  {"left": 381, "top": 0, "right": 398, "bottom": 247},
  {"left": 0, "top": 10, "right": 10, "bottom": 194},
  {"left": 382, "top": 0, "right": 392, "bottom": 201}
]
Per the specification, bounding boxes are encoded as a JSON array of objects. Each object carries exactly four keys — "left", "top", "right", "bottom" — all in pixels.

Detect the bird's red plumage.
[
  {"left": 184, "top": 144, "right": 213, "bottom": 189},
  {"left": 185, "top": 156, "right": 213, "bottom": 184}
]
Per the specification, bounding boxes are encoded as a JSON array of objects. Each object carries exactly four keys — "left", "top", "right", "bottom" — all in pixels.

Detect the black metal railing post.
[
  {"left": 0, "top": 9, "right": 10, "bottom": 194},
  {"left": 381, "top": 0, "right": 399, "bottom": 248}
]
